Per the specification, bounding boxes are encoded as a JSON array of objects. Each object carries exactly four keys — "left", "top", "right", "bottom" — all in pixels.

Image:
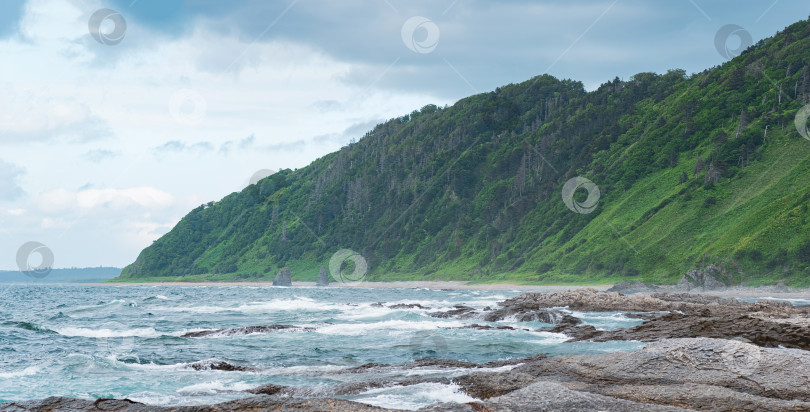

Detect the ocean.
[{"left": 0, "top": 284, "right": 649, "bottom": 410}]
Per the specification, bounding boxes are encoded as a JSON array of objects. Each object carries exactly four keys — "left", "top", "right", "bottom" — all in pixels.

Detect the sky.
[{"left": 0, "top": 0, "right": 807, "bottom": 270}]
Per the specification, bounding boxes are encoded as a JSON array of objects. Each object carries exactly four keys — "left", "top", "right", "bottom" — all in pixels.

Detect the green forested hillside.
[{"left": 118, "top": 19, "right": 810, "bottom": 286}]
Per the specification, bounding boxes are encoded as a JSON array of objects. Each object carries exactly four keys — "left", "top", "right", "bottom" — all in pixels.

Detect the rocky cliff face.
[
  {"left": 272, "top": 267, "right": 292, "bottom": 286},
  {"left": 317, "top": 267, "right": 329, "bottom": 286}
]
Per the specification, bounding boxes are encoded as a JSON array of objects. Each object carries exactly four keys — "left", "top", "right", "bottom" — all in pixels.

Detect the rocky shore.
[{"left": 3, "top": 289, "right": 810, "bottom": 411}]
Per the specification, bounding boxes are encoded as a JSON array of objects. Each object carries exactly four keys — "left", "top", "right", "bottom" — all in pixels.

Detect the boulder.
[
  {"left": 317, "top": 266, "right": 330, "bottom": 286},
  {"left": 606, "top": 280, "right": 659, "bottom": 294},
  {"left": 272, "top": 267, "right": 292, "bottom": 286}
]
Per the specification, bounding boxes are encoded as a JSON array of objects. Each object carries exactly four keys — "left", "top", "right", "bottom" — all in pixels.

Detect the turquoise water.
[{"left": 0, "top": 284, "right": 646, "bottom": 410}]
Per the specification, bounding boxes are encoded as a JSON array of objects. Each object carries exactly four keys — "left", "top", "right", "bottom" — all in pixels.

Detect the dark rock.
[
  {"left": 182, "top": 324, "right": 301, "bottom": 338},
  {"left": 317, "top": 267, "right": 330, "bottom": 286},
  {"left": 536, "top": 314, "right": 603, "bottom": 341},
  {"left": 389, "top": 303, "right": 431, "bottom": 310},
  {"left": 483, "top": 307, "right": 565, "bottom": 323},
  {"left": 245, "top": 383, "right": 287, "bottom": 396},
  {"left": 272, "top": 267, "right": 292, "bottom": 286},
  {"left": 428, "top": 305, "right": 478, "bottom": 319},
  {"left": 454, "top": 323, "right": 519, "bottom": 331},
  {"left": 188, "top": 359, "right": 253, "bottom": 372},
  {"left": 454, "top": 372, "right": 537, "bottom": 399}
]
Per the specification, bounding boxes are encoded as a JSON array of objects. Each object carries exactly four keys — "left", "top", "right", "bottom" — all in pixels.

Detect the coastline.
[
  {"left": 64, "top": 280, "right": 612, "bottom": 291},
  {"left": 53, "top": 280, "right": 810, "bottom": 298},
  {"left": 4, "top": 287, "right": 810, "bottom": 411}
]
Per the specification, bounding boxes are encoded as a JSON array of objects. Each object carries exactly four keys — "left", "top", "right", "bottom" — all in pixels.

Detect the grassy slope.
[{"left": 115, "top": 19, "right": 810, "bottom": 286}]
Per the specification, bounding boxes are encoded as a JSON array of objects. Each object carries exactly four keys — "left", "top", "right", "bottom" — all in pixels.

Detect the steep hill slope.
[{"left": 119, "top": 19, "right": 810, "bottom": 286}]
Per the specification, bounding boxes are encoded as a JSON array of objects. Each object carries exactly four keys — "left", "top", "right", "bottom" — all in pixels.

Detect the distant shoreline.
[
  {"left": 67, "top": 280, "right": 607, "bottom": 291},
  {"left": 50, "top": 280, "right": 810, "bottom": 298}
]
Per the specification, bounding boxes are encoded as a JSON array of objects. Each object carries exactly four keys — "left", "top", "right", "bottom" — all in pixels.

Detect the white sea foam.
[
  {"left": 54, "top": 326, "right": 160, "bottom": 338},
  {"left": 526, "top": 330, "right": 570, "bottom": 344},
  {"left": 755, "top": 296, "right": 810, "bottom": 305},
  {"left": 353, "top": 382, "right": 477, "bottom": 410},
  {"left": 315, "top": 320, "right": 464, "bottom": 336},
  {"left": 158, "top": 297, "right": 345, "bottom": 314},
  {"left": 0, "top": 365, "right": 42, "bottom": 378},
  {"left": 176, "top": 380, "right": 255, "bottom": 394}
]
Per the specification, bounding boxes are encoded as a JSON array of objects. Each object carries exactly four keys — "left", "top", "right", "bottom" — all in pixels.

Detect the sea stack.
[
  {"left": 316, "top": 267, "right": 329, "bottom": 286},
  {"left": 273, "top": 267, "right": 292, "bottom": 286}
]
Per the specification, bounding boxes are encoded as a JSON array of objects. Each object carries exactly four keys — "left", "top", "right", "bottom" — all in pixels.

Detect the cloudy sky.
[{"left": 0, "top": 0, "right": 807, "bottom": 270}]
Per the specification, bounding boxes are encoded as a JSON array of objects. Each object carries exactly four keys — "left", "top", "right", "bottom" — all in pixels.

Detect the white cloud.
[
  {"left": 36, "top": 187, "right": 175, "bottom": 212},
  {"left": 0, "top": 0, "right": 802, "bottom": 269},
  {"left": 0, "top": 159, "right": 24, "bottom": 201}
]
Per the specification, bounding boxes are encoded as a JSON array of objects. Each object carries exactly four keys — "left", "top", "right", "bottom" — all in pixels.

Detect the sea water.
[{"left": 0, "top": 284, "right": 648, "bottom": 410}]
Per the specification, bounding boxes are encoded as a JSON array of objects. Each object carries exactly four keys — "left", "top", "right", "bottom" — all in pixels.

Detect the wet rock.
[
  {"left": 482, "top": 307, "right": 565, "bottom": 323},
  {"left": 188, "top": 359, "right": 253, "bottom": 372},
  {"left": 182, "top": 324, "right": 301, "bottom": 338},
  {"left": 389, "top": 303, "right": 431, "bottom": 310},
  {"left": 317, "top": 267, "right": 330, "bottom": 286},
  {"left": 454, "top": 323, "right": 519, "bottom": 331},
  {"left": 428, "top": 305, "right": 478, "bottom": 319},
  {"left": 272, "top": 267, "right": 292, "bottom": 286},
  {"left": 453, "top": 372, "right": 537, "bottom": 399},
  {"left": 536, "top": 314, "right": 602, "bottom": 341},
  {"left": 245, "top": 383, "right": 287, "bottom": 396}
]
